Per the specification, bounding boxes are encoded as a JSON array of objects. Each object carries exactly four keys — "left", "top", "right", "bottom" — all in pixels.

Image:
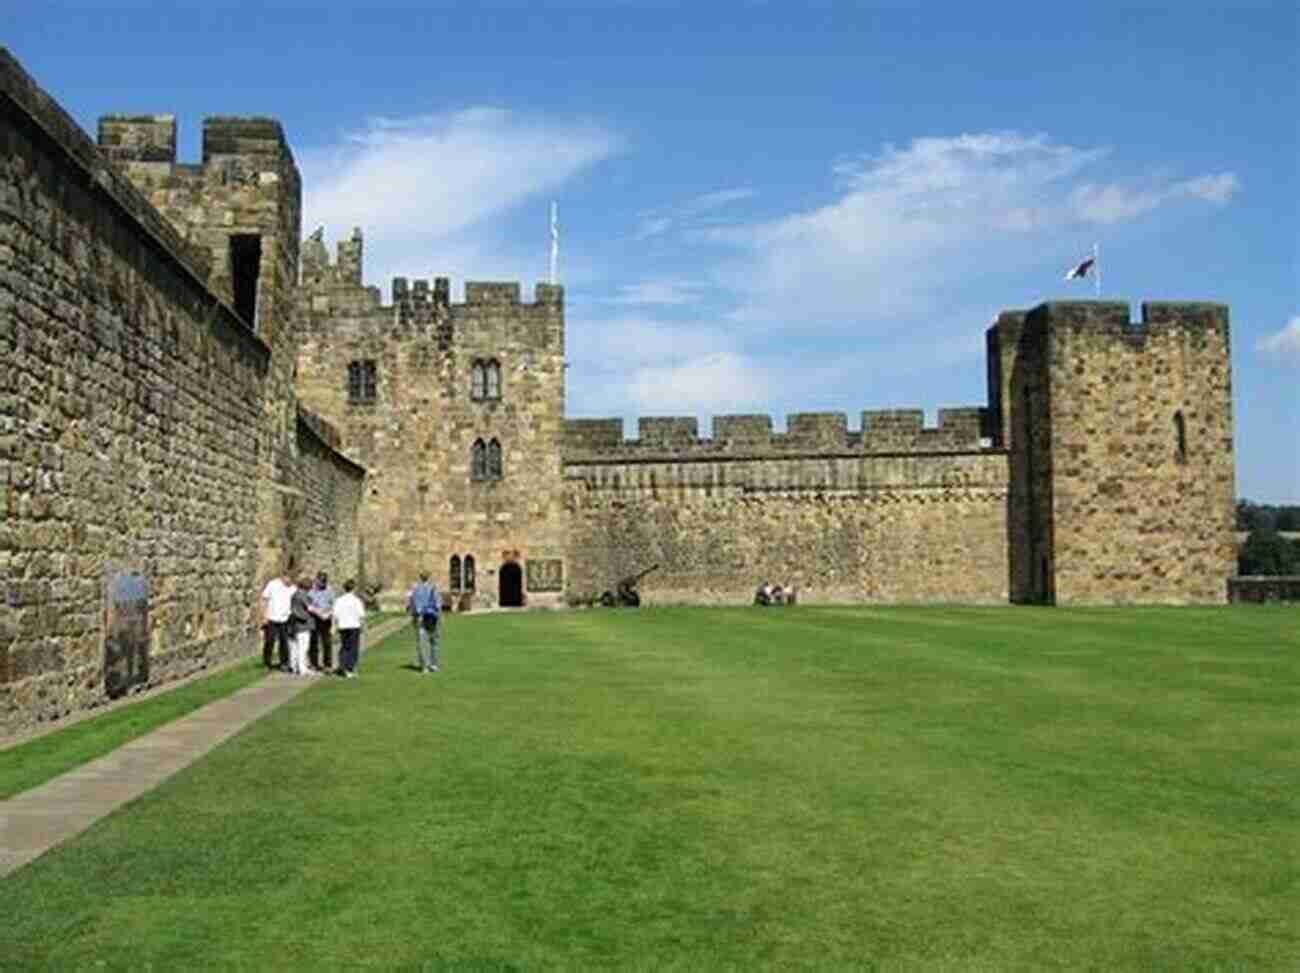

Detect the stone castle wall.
[
  {"left": 286, "top": 409, "right": 367, "bottom": 589},
  {"left": 0, "top": 52, "right": 363, "bottom": 737},
  {"left": 1, "top": 53, "right": 270, "bottom": 734},
  {"left": 295, "top": 249, "right": 567, "bottom": 608},
  {"left": 562, "top": 417, "right": 1009, "bottom": 603}
]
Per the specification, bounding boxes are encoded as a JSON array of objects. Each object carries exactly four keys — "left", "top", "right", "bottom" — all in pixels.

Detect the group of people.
[
  {"left": 260, "top": 570, "right": 367, "bottom": 678},
  {"left": 754, "top": 581, "right": 797, "bottom": 606}
]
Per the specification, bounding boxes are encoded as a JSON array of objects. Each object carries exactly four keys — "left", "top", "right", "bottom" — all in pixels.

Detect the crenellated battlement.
[
  {"left": 96, "top": 113, "right": 296, "bottom": 177},
  {"left": 563, "top": 408, "right": 995, "bottom": 460},
  {"left": 297, "top": 225, "right": 563, "bottom": 333},
  {"left": 1019, "top": 300, "right": 1230, "bottom": 343},
  {"left": 94, "top": 110, "right": 304, "bottom": 332},
  {"left": 97, "top": 113, "right": 177, "bottom": 165}
]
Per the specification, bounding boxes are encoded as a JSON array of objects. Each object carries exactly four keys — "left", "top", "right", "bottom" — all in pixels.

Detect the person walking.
[
  {"left": 260, "top": 567, "right": 295, "bottom": 671},
  {"left": 333, "top": 578, "right": 366, "bottom": 678},
  {"left": 407, "top": 571, "right": 442, "bottom": 674},
  {"left": 308, "top": 572, "right": 336, "bottom": 673},
  {"left": 288, "top": 575, "right": 316, "bottom": 676}
]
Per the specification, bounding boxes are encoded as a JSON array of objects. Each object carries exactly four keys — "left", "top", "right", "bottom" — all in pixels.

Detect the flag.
[{"left": 1064, "top": 255, "right": 1095, "bottom": 281}]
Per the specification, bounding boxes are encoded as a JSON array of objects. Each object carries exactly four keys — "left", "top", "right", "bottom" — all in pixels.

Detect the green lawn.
[
  {"left": 2, "top": 606, "right": 1296, "bottom": 969},
  {"left": 0, "top": 658, "right": 268, "bottom": 800}
]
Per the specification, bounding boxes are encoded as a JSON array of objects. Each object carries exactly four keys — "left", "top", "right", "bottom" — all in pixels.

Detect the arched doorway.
[{"left": 499, "top": 561, "right": 524, "bottom": 607}]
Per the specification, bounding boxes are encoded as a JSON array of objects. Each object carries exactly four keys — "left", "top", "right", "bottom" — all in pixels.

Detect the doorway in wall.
[{"left": 499, "top": 561, "right": 524, "bottom": 607}]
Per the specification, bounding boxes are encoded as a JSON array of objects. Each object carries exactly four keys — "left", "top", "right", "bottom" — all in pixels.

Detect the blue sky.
[{"left": 10, "top": 1, "right": 1297, "bottom": 501}]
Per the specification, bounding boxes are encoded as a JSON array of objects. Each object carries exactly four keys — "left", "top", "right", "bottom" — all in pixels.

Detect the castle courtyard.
[
  {"left": 2, "top": 605, "right": 1296, "bottom": 968},
  {"left": 3, "top": 2, "right": 1296, "bottom": 967}
]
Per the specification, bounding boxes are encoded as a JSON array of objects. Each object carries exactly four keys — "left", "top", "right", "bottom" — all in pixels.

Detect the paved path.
[{"left": 0, "top": 618, "right": 409, "bottom": 879}]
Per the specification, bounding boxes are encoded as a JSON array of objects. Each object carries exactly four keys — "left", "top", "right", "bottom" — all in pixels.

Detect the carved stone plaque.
[
  {"left": 105, "top": 570, "right": 149, "bottom": 698},
  {"left": 526, "top": 558, "right": 564, "bottom": 592}
]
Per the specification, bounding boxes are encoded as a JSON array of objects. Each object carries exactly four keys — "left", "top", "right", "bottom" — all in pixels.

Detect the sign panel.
[
  {"left": 526, "top": 558, "right": 564, "bottom": 592},
  {"left": 105, "top": 570, "right": 149, "bottom": 698}
]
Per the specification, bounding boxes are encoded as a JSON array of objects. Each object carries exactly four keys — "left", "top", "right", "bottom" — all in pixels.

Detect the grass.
[
  {"left": 0, "top": 657, "right": 268, "bottom": 800},
  {"left": 2, "top": 605, "right": 1296, "bottom": 969}
]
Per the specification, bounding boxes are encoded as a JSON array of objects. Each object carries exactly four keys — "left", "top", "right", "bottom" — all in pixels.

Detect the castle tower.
[
  {"left": 98, "top": 114, "right": 307, "bottom": 583},
  {"left": 295, "top": 246, "right": 569, "bottom": 607},
  {"left": 993, "top": 301, "right": 1236, "bottom": 604}
]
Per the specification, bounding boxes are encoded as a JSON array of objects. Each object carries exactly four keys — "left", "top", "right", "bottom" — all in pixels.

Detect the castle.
[{"left": 0, "top": 51, "right": 1237, "bottom": 735}]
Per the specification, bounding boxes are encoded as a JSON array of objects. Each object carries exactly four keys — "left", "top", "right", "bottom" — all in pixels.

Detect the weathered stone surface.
[
  {"left": 0, "top": 51, "right": 363, "bottom": 737},
  {"left": 296, "top": 256, "right": 566, "bottom": 609},
  {"left": 995, "top": 302, "right": 1236, "bottom": 605},
  {"left": 564, "top": 453, "right": 1010, "bottom": 604}
]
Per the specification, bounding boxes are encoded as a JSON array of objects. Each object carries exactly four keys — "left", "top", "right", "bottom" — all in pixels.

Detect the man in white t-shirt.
[
  {"left": 260, "top": 568, "right": 295, "bottom": 671},
  {"left": 332, "top": 578, "right": 367, "bottom": 678}
]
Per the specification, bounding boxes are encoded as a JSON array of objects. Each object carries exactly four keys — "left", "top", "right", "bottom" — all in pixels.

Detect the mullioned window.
[
  {"left": 471, "top": 359, "right": 502, "bottom": 401},
  {"left": 347, "top": 360, "right": 377, "bottom": 403}
]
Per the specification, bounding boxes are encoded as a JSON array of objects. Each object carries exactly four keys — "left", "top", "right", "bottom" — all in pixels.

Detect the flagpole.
[
  {"left": 1094, "top": 242, "right": 1100, "bottom": 298},
  {"left": 549, "top": 201, "right": 559, "bottom": 285}
]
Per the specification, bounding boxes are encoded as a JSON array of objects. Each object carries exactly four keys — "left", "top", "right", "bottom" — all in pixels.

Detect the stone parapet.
[
  {"left": 562, "top": 407, "right": 995, "bottom": 460},
  {"left": 0, "top": 49, "right": 245, "bottom": 328}
]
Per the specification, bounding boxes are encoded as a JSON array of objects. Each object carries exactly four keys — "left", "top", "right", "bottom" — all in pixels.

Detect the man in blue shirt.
[{"left": 406, "top": 572, "right": 442, "bottom": 674}]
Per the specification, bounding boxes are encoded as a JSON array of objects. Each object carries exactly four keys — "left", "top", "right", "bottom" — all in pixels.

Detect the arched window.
[
  {"left": 485, "top": 359, "right": 501, "bottom": 399},
  {"left": 471, "top": 439, "right": 487, "bottom": 480},
  {"left": 1174, "top": 411, "right": 1188, "bottom": 464},
  {"left": 449, "top": 555, "right": 462, "bottom": 593},
  {"left": 487, "top": 438, "right": 503, "bottom": 479},
  {"left": 464, "top": 555, "right": 476, "bottom": 592},
  {"left": 471, "top": 361, "right": 486, "bottom": 400}
]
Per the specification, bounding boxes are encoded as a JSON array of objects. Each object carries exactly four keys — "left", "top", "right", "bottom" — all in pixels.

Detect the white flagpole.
[
  {"left": 549, "top": 201, "right": 559, "bottom": 285},
  {"left": 1094, "top": 242, "right": 1101, "bottom": 298}
]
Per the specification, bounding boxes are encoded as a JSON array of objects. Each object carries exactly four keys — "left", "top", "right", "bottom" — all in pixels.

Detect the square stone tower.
[
  {"left": 296, "top": 255, "right": 568, "bottom": 608},
  {"left": 98, "top": 114, "right": 306, "bottom": 583},
  {"left": 990, "top": 301, "right": 1236, "bottom": 604}
]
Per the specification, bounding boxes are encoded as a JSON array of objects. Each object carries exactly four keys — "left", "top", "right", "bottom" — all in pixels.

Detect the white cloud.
[
  {"left": 1181, "top": 172, "right": 1239, "bottom": 204},
  {"left": 627, "top": 352, "right": 773, "bottom": 414},
  {"left": 606, "top": 279, "right": 704, "bottom": 305},
  {"left": 298, "top": 108, "right": 619, "bottom": 286},
  {"left": 1258, "top": 316, "right": 1300, "bottom": 363},
  {"left": 565, "top": 315, "right": 772, "bottom": 416},
  {"left": 1070, "top": 171, "right": 1238, "bottom": 224},
  {"left": 569, "top": 316, "right": 733, "bottom": 370},
  {"left": 702, "top": 133, "right": 1240, "bottom": 331},
  {"left": 635, "top": 186, "right": 755, "bottom": 239}
]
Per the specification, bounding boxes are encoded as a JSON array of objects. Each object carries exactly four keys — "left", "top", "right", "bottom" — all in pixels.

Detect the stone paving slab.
[
  {"left": 0, "top": 675, "right": 311, "bottom": 878},
  {"left": 0, "top": 618, "right": 408, "bottom": 879}
]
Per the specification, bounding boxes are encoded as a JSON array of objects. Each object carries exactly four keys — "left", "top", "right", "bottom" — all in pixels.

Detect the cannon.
[{"left": 600, "top": 564, "right": 659, "bottom": 608}]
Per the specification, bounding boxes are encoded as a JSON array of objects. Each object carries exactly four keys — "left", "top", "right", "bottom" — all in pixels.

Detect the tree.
[
  {"left": 1274, "top": 507, "right": 1300, "bottom": 532},
  {"left": 1236, "top": 500, "right": 1273, "bottom": 531},
  {"left": 1238, "top": 527, "right": 1300, "bottom": 576}
]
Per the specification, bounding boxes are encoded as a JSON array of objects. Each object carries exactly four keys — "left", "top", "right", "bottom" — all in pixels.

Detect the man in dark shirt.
[{"left": 308, "top": 572, "right": 336, "bottom": 673}]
